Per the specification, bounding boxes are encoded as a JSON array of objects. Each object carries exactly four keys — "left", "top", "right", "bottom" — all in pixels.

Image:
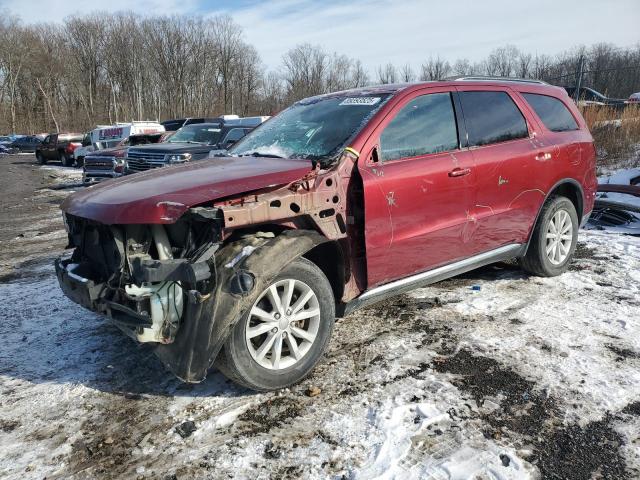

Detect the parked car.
[
  {"left": 36, "top": 133, "right": 84, "bottom": 166},
  {"left": 0, "top": 143, "right": 17, "bottom": 155},
  {"left": 74, "top": 122, "right": 166, "bottom": 166},
  {"left": 0, "top": 136, "right": 13, "bottom": 145},
  {"left": 627, "top": 92, "right": 640, "bottom": 104},
  {"left": 9, "top": 135, "right": 43, "bottom": 153},
  {"left": 563, "top": 86, "right": 626, "bottom": 108},
  {"left": 124, "top": 117, "right": 267, "bottom": 174},
  {"left": 55, "top": 79, "right": 596, "bottom": 391},
  {"left": 83, "top": 133, "right": 165, "bottom": 184}
]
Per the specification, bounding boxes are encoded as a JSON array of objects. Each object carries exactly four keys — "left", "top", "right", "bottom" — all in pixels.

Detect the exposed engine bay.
[{"left": 57, "top": 209, "right": 222, "bottom": 345}]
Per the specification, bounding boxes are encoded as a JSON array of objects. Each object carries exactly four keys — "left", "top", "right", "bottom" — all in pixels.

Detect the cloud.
[
  {"left": 2, "top": 0, "right": 638, "bottom": 72},
  {"left": 226, "top": 0, "right": 640, "bottom": 71}
]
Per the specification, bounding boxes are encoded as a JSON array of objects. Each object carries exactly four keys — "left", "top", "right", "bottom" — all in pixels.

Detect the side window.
[
  {"left": 380, "top": 92, "right": 458, "bottom": 161},
  {"left": 522, "top": 93, "right": 579, "bottom": 132},
  {"left": 43, "top": 135, "right": 51, "bottom": 144},
  {"left": 459, "top": 91, "right": 529, "bottom": 147}
]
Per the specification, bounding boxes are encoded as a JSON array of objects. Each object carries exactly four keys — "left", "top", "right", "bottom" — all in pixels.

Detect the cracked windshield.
[{"left": 230, "top": 95, "right": 390, "bottom": 161}]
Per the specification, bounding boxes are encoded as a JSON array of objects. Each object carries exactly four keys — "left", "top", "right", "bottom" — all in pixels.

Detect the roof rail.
[{"left": 448, "top": 75, "right": 549, "bottom": 85}]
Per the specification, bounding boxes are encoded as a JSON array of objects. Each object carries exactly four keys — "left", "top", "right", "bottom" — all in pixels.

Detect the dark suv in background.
[
  {"left": 161, "top": 117, "right": 232, "bottom": 132},
  {"left": 125, "top": 117, "right": 267, "bottom": 174}
]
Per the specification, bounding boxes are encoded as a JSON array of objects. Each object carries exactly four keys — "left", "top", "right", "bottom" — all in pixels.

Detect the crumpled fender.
[{"left": 153, "top": 229, "right": 330, "bottom": 382}]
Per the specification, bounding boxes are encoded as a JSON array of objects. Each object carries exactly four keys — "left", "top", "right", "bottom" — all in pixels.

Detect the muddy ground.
[{"left": 0, "top": 154, "right": 639, "bottom": 479}]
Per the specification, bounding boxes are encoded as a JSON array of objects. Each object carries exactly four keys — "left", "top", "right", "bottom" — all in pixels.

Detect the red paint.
[
  {"left": 344, "top": 81, "right": 596, "bottom": 288},
  {"left": 62, "top": 156, "right": 312, "bottom": 224}
]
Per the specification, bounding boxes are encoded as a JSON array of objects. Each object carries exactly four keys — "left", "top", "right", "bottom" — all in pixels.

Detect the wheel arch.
[
  {"left": 524, "top": 178, "right": 584, "bottom": 255},
  {"left": 302, "top": 240, "right": 346, "bottom": 307}
]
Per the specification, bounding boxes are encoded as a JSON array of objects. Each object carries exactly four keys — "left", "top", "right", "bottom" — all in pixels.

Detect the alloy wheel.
[
  {"left": 245, "top": 278, "right": 321, "bottom": 370},
  {"left": 545, "top": 209, "right": 573, "bottom": 265}
]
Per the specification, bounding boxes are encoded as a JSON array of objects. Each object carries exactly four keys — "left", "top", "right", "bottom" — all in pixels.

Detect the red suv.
[{"left": 55, "top": 78, "right": 597, "bottom": 390}]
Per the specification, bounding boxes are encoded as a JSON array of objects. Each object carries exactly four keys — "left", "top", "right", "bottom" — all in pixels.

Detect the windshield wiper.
[{"left": 239, "top": 151, "right": 285, "bottom": 158}]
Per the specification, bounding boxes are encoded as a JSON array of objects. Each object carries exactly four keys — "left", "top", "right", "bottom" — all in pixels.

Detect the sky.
[{"left": 1, "top": 0, "right": 639, "bottom": 72}]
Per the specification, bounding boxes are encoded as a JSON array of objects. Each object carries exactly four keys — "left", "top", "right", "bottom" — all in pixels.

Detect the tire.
[
  {"left": 217, "top": 257, "right": 335, "bottom": 391},
  {"left": 520, "top": 196, "right": 579, "bottom": 277},
  {"left": 36, "top": 152, "right": 46, "bottom": 165},
  {"left": 62, "top": 151, "right": 74, "bottom": 167},
  {"left": 75, "top": 156, "right": 84, "bottom": 168}
]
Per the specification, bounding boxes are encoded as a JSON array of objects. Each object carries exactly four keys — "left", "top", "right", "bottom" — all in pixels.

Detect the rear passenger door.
[
  {"left": 360, "top": 89, "right": 476, "bottom": 287},
  {"left": 456, "top": 88, "right": 543, "bottom": 254}
]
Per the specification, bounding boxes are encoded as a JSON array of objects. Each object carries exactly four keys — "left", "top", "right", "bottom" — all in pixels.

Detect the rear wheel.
[
  {"left": 62, "top": 151, "right": 74, "bottom": 167},
  {"left": 520, "top": 196, "right": 578, "bottom": 277},
  {"left": 75, "top": 156, "right": 84, "bottom": 168},
  {"left": 217, "top": 257, "right": 335, "bottom": 391}
]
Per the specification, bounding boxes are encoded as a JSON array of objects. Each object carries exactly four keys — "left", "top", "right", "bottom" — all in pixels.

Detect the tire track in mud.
[
  {"left": 59, "top": 394, "right": 174, "bottom": 479},
  {"left": 433, "top": 349, "right": 631, "bottom": 480}
]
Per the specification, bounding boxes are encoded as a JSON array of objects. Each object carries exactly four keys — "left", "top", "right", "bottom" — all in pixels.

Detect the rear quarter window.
[
  {"left": 459, "top": 91, "right": 529, "bottom": 147},
  {"left": 522, "top": 93, "right": 579, "bottom": 132}
]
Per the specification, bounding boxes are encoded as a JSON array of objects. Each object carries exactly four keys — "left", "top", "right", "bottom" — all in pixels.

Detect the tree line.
[{"left": 0, "top": 12, "right": 638, "bottom": 134}]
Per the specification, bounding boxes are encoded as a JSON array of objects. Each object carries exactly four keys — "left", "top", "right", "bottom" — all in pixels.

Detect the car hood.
[
  {"left": 128, "top": 142, "right": 216, "bottom": 155},
  {"left": 62, "top": 156, "right": 312, "bottom": 224},
  {"left": 87, "top": 145, "right": 128, "bottom": 158}
]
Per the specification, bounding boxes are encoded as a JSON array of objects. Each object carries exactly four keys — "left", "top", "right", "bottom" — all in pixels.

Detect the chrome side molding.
[{"left": 341, "top": 243, "right": 525, "bottom": 316}]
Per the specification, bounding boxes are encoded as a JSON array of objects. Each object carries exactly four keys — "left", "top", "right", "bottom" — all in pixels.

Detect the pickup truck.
[
  {"left": 83, "top": 133, "right": 165, "bottom": 184},
  {"left": 36, "top": 133, "right": 84, "bottom": 166}
]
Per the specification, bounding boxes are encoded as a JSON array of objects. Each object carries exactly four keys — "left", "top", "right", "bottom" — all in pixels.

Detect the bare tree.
[
  {"left": 376, "top": 63, "right": 397, "bottom": 84},
  {"left": 420, "top": 56, "right": 451, "bottom": 80},
  {"left": 400, "top": 63, "right": 415, "bottom": 82},
  {"left": 0, "top": 16, "right": 28, "bottom": 132}
]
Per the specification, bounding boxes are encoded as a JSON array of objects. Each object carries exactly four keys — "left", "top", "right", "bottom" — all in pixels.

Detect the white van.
[{"left": 74, "top": 121, "right": 165, "bottom": 164}]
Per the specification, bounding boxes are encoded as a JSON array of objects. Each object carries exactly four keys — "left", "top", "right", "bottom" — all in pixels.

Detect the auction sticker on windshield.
[{"left": 339, "top": 97, "right": 381, "bottom": 106}]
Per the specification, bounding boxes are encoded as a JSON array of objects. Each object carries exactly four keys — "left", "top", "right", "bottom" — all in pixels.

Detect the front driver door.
[{"left": 359, "top": 89, "right": 476, "bottom": 287}]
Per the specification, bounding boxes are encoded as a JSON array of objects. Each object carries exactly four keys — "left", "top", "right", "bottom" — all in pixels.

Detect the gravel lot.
[{"left": 0, "top": 153, "right": 639, "bottom": 480}]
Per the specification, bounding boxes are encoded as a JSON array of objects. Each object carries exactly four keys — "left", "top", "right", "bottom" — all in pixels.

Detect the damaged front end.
[
  {"left": 55, "top": 205, "right": 338, "bottom": 383},
  {"left": 56, "top": 208, "right": 221, "bottom": 347}
]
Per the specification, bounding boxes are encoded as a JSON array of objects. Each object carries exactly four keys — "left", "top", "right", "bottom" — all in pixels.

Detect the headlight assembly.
[{"left": 166, "top": 153, "right": 192, "bottom": 164}]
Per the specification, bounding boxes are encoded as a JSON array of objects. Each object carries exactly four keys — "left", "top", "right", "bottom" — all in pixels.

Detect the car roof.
[
  {"left": 301, "top": 79, "right": 566, "bottom": 103},
  {"left": 178, "top": 122, "right": 224, "bottom": 129}
]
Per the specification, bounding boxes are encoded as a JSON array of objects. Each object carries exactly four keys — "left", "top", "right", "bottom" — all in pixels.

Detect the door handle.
[
  {"left": 448, "top": 167, "right": 471, "bottom": 177},
  {"left": 535, "top": 152, "right": 552, "bottom": 161}
]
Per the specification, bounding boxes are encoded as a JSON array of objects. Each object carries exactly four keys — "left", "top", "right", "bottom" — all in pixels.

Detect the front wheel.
[
  {"left": 520, "top": 196, "right": 578, "bottom": 277},
  {"left": 217, "top": 257, "right": 335, "bottom": 391},
  {"left": 36, "top": 152, "right": 46, "bottom": 165}
]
